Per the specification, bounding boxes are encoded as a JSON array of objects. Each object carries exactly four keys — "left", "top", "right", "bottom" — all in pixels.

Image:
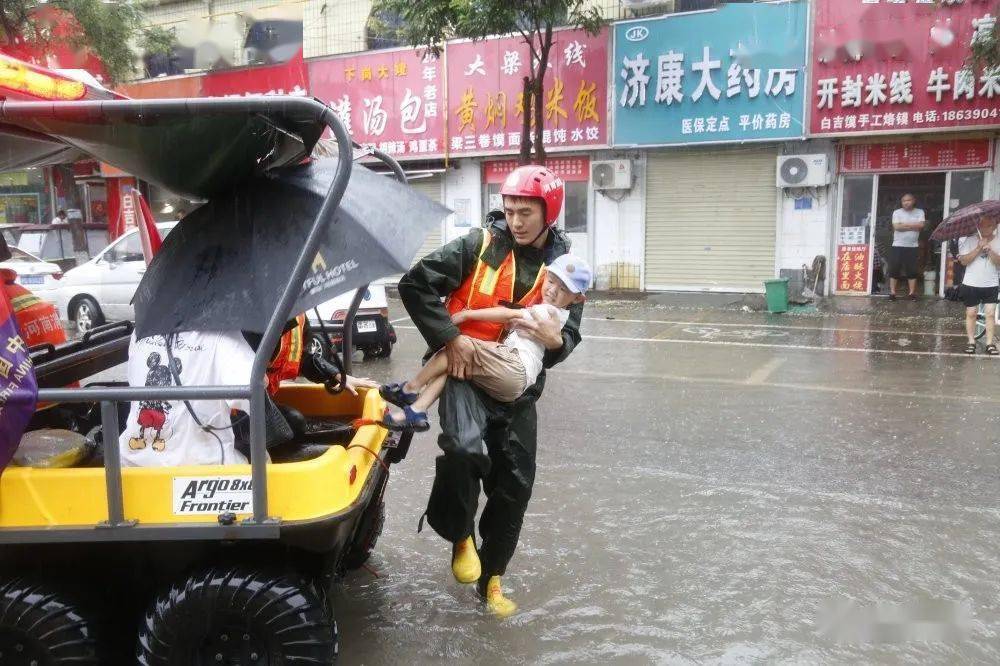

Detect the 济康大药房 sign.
[{"left": 612, "top": 0, "right": 808, "bottom": 147}]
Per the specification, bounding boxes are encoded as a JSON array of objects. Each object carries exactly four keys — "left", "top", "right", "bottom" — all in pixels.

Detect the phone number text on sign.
[{"left": 811, "top": 0, "right": 1000, "bottom": 135}]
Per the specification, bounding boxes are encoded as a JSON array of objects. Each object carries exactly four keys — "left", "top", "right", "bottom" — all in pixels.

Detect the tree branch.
[{"left": 516, "top": 24, "right": 539, "bottom": 64}]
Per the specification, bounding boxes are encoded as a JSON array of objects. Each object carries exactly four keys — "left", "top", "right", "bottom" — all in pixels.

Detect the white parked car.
[
  {"left": 56, "top": 223, "right": 177, "bottom": 334},
  {"left": 57, "top": 223, "right": 398, "bottom": 357},
  {"left": 1, "top": 247, "right": 63, "bottom": 296},
  {"left": 304, "top": 284, "right": 396, "bottom": 361}
]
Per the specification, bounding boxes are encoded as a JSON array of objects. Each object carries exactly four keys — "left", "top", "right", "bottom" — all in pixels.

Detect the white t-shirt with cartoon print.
[{"left": 119, "top": 332, "right": 255, "bottom": 467}]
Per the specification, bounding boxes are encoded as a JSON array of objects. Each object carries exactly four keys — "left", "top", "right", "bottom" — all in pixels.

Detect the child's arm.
[{"left": 452, "top": 307, "right": 523, "bottom": 325}]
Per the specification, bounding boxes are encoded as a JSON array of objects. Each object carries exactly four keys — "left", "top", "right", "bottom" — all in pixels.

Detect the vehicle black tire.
[
  {"left": 341, "top": 471, "right": 389, "bottom": 571},
  {"left": 300, "top": 332, "right": 332, "bottom": 380},
  {"left": 0, "top": 579, "right": 99, "bottom": 665},
  {"left": 362, "top": 342, "right": 392, "bottom": 360},
  {"left": 137, "top": 567, "right": 337, "bottom": 665},
  {"left": 72, "top": 297, "right": 105, "bottom": 335},
  {"left": 341, "top": 500, "right": 385, "bottom": 571},
  {"left": 304, "top": 332, "right": 331, "bottom": 361}
]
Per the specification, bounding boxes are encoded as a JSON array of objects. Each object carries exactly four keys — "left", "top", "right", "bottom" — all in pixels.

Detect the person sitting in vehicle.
[
  {"left": 119, "top": 325, "right": 376, "bottom": 467},
  {"left": 380, "top": 254, "right": 590, "bottom": 430},
  {"left": 119, "top": 331, "right": 256, "bottom": 466}
]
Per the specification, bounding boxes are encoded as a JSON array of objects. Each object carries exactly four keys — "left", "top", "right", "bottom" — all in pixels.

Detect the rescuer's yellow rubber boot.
[
  {"left": 478, "top": 575, "right": 517, "bottom": 619},
  {"left": 450, "top": 536, "right": 481, "bottom": 584}
]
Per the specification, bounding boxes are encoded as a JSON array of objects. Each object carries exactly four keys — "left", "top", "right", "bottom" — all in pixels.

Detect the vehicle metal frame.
[{"left": 0, "top": 96, "right": 406, "bottom": 545}]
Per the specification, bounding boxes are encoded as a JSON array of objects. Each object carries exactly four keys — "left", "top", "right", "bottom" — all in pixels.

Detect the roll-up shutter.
[
  {"left": 408, "top": 175, "right": 443, "bottom": 266},
  {"left": 645, "top": 146, "right": 777, "bottom": 292}
]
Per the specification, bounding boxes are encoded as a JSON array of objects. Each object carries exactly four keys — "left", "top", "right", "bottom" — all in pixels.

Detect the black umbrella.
[
  {"left": 133, "top": 158, "right": 450, "bottom": 338},
  {"left": 1, "top": 99, "right": 324, "bottom": 199}
]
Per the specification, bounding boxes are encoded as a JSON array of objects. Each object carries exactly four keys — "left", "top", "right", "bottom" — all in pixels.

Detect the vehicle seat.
[{"left": 264, "top": 404, "right": 356, "bottom": 464}]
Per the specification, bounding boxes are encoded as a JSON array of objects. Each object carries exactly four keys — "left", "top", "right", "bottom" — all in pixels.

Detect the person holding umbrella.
[
  {"left": 931, "top": 201, "right": 1000, "bottom": 355},
  {"left": 398, "top": 165, "right": 583, "bottom": 618}
]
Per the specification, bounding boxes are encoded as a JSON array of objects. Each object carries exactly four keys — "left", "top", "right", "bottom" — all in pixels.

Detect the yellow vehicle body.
[{"left": 0, "top": 384, "right": 388, "bottom": 530}]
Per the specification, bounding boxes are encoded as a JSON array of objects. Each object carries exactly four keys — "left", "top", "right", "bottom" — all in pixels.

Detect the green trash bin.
[{"left": 764, "top": 278, "right": 790, "bottom": 314}]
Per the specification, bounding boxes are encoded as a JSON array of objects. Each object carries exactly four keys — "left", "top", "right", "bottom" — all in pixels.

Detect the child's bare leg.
[
  {"left": 411, "top": 374, "right": 447, "bottom": 413},
  {"left": 405, "top": 350, "right": 448, "bottom": 393}
]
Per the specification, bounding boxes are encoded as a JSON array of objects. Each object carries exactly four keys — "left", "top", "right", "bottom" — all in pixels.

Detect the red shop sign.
[
  {"left": 836, "top": 244, "right": 870, "bottom": 294},
  {"left": 840, "top": 139, "right": 993, "bottom": 173},
  {"left": 810, "top": 0, "right": 1000, "bottom": 135},
  {"left": 482, "top": 156, "right": 590, "bottom": 184},
  {"left": 308, "top": 47, "right": 445, "bottom": 160},
  {"left": 446, "top": 27, "right": 609, "bottom": 157}
]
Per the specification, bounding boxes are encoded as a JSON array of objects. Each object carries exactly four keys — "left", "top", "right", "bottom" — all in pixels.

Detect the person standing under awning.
[{"left": 889, "top": 193, "right": 926, "bottom": 301}]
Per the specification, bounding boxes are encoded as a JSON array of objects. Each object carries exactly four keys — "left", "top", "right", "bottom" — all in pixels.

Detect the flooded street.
[{"left": 333, "top": 297, "right": 1000, "bottom": 664}]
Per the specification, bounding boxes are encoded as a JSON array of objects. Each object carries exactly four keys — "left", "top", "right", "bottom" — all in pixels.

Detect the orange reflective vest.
[
  {"left": 445, "top": 232, "right": 546, "bottom": 342},
  {"left": 266, "top": 314, "right": 305, "bottom": 395},
  {"left": 1, "top": 269, "right": 66, "bottom": 349}
]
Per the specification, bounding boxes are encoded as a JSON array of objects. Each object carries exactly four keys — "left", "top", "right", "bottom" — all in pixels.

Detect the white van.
[
  {"left": 304, "top": 284, "right": 395, "bottom": 360},
  {"left": 55, "top": 223, "right": 178, "bottom": 334}
]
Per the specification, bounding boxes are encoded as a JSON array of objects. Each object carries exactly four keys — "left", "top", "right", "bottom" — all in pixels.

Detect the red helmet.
[{"left": 499, "top": 165, "right": 565, "bottom": 226}]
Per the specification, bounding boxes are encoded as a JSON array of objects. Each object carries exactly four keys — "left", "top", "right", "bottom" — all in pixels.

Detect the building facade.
[{"left": 14, "top": 0, "right": 1000, "bottom": 293}]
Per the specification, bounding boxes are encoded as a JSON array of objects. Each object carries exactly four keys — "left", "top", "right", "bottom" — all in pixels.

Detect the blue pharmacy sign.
[{"left": 612, "top": 1, "right": 808, "bottom": 147}]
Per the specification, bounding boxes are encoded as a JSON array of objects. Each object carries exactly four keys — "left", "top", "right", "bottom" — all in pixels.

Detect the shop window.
[
  {"left": 483, "top": 180, "right": 588, "bottom": 234},
  {"left": 563, "top": 181, "right": 588, "bottom": 234},
  {"left": 949, "top": 171, "right": 986, "bottom": 213},
  {"left": 484, "top": 183, "right": 502, "bottom": 220},
  {"left": 839, "top": 176, "right": 874, "bottom": 242},
  {"left": 0, "top": 169, "right": 48, "bottom": 225},
  {"left": 86, "top": 183, "right": 108, "bottom": 225}
]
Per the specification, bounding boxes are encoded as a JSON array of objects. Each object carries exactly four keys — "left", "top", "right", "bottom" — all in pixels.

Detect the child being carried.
[{"left": 380, "top": 254, "right": 591, "bottom": 430}]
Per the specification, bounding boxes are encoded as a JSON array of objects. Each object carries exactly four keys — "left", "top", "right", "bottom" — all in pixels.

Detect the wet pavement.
[{"left": 332, "top": 296, "right": 1000, "bottom": 664}]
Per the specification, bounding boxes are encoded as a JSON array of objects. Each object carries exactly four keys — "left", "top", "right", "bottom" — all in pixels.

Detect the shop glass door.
[{"left": 835, "top": 175, "right": 875, "bottom": 294}]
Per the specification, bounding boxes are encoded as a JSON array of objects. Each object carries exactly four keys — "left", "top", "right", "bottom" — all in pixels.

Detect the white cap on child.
[{"left": 546, "top": 254, "right": 592, "bottom": 294}]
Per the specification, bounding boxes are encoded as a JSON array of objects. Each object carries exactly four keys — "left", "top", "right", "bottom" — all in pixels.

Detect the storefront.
[
  {"left": 834, "top": 139, "right": 993, "bottom": 296},
  {"left": 0, "top": 164, "right": 111, "bottom": 262},
  {"left": 613, "top": 1, "right": 808, "bottom": 291},
  {"left": 810, "top": 0, "right": 1000, "bottom": 297}
]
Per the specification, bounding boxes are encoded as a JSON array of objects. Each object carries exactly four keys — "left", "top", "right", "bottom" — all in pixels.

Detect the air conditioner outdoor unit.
[
  {"left": 776, "top": 154, "right": 830, "bottom": 188},
  {"left": 591, "top": 160, "right": 632, "bottom": 190}
]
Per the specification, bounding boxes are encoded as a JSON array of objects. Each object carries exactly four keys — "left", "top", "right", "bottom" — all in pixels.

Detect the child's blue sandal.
[
  {"left": 381, "top": 406, "right": 430, "bottom": 432},
  {"left": 379, "top": 382, "right": 419, "bottom": 408}
]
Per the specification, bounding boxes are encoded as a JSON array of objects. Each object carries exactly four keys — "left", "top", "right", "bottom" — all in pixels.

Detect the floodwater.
[{"left": 334, "top": 298, "right": 1000, "bottom": 664}]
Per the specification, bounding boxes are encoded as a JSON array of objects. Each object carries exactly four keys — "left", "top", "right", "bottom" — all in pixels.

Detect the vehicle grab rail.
[{"left": 339, "top": 144, "right": 407, "bottom": 375}]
